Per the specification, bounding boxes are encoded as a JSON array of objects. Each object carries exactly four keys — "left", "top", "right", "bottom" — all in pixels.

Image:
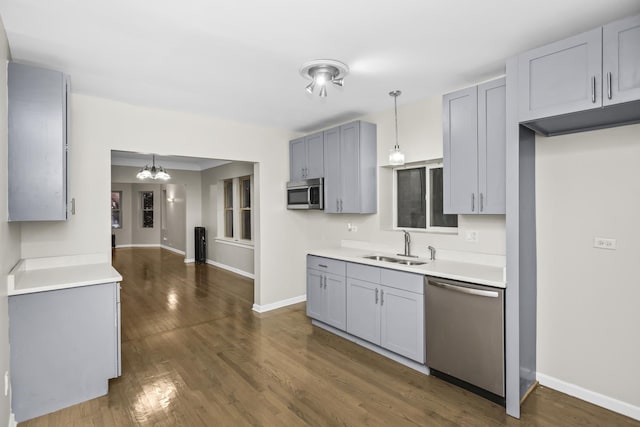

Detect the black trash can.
[{"left": 195, "top": 227, "right": 206, "bottom": 263}]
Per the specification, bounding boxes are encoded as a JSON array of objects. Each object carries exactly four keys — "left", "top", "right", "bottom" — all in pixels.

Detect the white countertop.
[
  {"left": 8, "top": 254, "right": 123, "bottom": 296},
  {"left": 308, "top": 247, "right": 506, "bottom": 288}
]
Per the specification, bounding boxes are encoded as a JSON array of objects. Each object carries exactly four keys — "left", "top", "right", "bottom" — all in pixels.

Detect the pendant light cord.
[{"left": 394, "top": 95, "right": 399, "bottom": 150}]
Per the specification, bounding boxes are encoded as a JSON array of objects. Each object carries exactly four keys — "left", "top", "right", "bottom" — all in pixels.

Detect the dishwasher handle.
[{"left": 428, "top": 279, "right": 499, "bottom": 298}]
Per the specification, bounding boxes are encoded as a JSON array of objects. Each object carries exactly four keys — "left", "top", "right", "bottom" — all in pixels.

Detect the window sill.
[
  {"left": 214, "top": 238, "right": 254, "bottom": 249},
  {"left": 391, "top": 227, "right": 458, "bottom": 235}
]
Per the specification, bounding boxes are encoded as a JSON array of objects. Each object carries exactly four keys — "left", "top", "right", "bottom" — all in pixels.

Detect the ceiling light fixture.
[
  {"left": 388, "top": 90, "right": 405, "bottom": 166},
  {"left": 300, "top": 59, "right": 349, "bottom": 98},
  {"left": 136, "top": 154, "right": 171, "bottom": 180}
]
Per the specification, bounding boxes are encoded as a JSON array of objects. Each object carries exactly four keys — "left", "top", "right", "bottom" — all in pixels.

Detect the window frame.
[
  {"left": 218, "top": 176, "right": 253, "bottom": 245},
  {"left": 111, "top": 191, "right": 122, "bottom": 229},
  {"left": 392, "top": 161, "right": 458, "bottom": 234},
  {"left": 223, "top": 179, "right": 234, "bottom": 238},
  {"left": 239, "top": 175, "right": 251, "bottom": 241},
  {"left": 141, "top": 191, "right": 154, "bottom": 229}
]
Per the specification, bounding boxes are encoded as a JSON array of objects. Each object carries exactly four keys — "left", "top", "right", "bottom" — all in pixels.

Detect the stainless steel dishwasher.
[{"left": 425, "top": 276, "right": 505, "bottom": 403}]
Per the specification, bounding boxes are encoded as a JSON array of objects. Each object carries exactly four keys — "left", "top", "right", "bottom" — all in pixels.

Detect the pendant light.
[
  {"left": 136, "top": 154, "right": 171, "bottom": 180},
  {"left": 388, "top": 90, "right": 405, "bottom": 165}
]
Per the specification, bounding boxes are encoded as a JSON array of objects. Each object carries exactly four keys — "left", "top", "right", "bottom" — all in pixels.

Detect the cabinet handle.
[
  {"left": 324, "top": 276, "right": 327, "bottom": 289},
  {"left": 380, "top": 289, "right": 384, "bottom": 306},
  {"left": 319, "top": 276, "right": 323, "bottom": 289},
  {"left": 318, "top": 264, "right": 327, "bottom": 268},
  {"left": 471, "top": 193, "right": 475, "bottom": 212},
  {"left": 336, "top": 199, "right": 339, "bottom": 212},
  {"left": 607, "top": 72, "right": 612, "bottom": 100},
  {"left": 480, "top": 193, "right": 484, "bottom": 212},
  {"left": 591, "top": 76, "right": 596, "bottom": 103},
  {"left": 340, "top": 199, "right": 343, "bottom": 212},
  {"left": 71, "top": 198, "right": 76, "bottom": 215},
  {"left": 375, "top": 288, "right": 379, "bottom": 304}
]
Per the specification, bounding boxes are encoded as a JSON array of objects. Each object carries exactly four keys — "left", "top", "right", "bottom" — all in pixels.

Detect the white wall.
[
  {"left": 20, "top": 94, "right": 299, "bottom": 306},
  {"left": 0, "top": 16, "right": 21, "bottom": 425},
  {"left": 162, "top": 183, "right": 186, "bottom": 253},
  {"left": 536, "top": 123, "right": 640, "bottom": 410}
]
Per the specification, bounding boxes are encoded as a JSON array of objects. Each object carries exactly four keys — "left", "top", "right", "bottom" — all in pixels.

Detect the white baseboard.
[
  {"left": 205, "top": 259, "right": 254, "bottom": 279},
  {"left": 537, "top": 373, "right": 640, "bottom": 421},
  {"left": 184, "top": 258, "right": 195, "bottom": 264},
  {"left": 115, "top": 244, "right": 160, "bottom": 249},
  {"left": 160, "top": 245, "right": 186, "bottom": 256},
  {"left": 252, "top": 295, "right": 306, "bottom": 313},
  {"left": 8, "top": 412, "right": 16, "bottom": 427}
]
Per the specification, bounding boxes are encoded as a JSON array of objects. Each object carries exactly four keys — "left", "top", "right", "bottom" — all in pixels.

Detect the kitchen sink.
[{"left": 363, "top": 255, "right": 427, "bottom": 266}]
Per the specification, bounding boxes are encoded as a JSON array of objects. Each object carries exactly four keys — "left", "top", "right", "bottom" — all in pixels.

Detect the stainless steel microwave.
[{"left": 286, "top": 178, "right": 324, "bottom": 210}]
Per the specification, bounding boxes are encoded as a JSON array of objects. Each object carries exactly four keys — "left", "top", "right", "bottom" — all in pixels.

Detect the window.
[
  {"left": 394, "top": 163, "right": 457, "bottom": 232},
  {"left": 141, "top": 191, "right": 154, "bottom": 228},
  {"left": 240, "top": 176, "right": 251, "bottom": 240},
  {"left": 219, "top": 176, "right": 253, "bottom": 243},
  {"left": 223, "top": 179, "right": 233, "bottom": 238},
  {"left": 111, "top": 191, "right": 122, "bottom": 229}
]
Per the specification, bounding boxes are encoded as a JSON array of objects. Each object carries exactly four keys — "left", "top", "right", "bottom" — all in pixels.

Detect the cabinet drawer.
[
  {"left": 380, "top": 269, "right": 424, "bottom": 294},
  {"left": 347, "top": 262, "right": 380, "bottom": 283},
  {"left": 307, "top": 255, "right": 345, "bottom": 276}
]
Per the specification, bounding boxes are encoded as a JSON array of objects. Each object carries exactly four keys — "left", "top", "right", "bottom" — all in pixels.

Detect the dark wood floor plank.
[{"left": 18, "top": 248, "right": 639, "bottom": 427}]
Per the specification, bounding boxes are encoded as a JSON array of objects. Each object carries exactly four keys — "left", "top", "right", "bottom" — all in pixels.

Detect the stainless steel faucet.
[
  {"left": 428, "top": 245, "right": 436, "bottom": 261},
  {"left": 398, "top": 230, "right": 417, "bottom": 258}
]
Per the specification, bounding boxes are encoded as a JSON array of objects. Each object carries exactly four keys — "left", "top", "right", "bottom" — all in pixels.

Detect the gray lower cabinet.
[
  {"left": 306, "top": 256, "right": 346, "bottom": 330},
  {"left": 517, "top": 14, "right": 640, "bottom": 135},
  {"left": 9, "top": 283, "right": 121, "bottom": 422},
  {"left": 345, "top": 263, "right": 425, "bottom": 363},
  {"left": 443, "top": 78, "right": 505, "bottom": 215},
  {"left": 8, "top": 62, "right": 70, "bottom": 221},
  {"left": 307, "top": 256, "right": 425, "bottom": 364},
  {"left": 290, "top": 131, "right": 324, "bottom": 181},
  {"left": 323, "top": 121, "right": 377, "bottom": 214}
]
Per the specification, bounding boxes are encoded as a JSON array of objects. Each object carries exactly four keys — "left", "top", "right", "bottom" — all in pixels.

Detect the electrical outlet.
[
  {"left": 4, "top": 371, "right": 8, "bottom": 396},
  {"left": 347, "top": 223, "right": 357, "bottom": 232},
  {"left": 594, "top": 237, "right": 617, "bottom": 250},
  {"left": 465, "top": 231, "right": 478, "bottom": 242}
]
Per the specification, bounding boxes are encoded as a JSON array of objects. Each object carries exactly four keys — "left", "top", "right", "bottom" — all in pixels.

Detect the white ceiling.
[{"left": 1, "top": 0, "right": 639, "bottom": 132}]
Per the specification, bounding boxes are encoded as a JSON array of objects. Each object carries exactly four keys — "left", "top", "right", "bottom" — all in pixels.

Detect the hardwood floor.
[{"left": 20, "top": 248, "right": 639, "bottom": 426}]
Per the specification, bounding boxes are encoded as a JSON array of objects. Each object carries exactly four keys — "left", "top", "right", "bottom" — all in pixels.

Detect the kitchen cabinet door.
[
  {"left": 443, "top": 86, "right": 478, "bottom": 214},
  {"left": 518, "top": 28, "right": 602, "bottom": 122},
  {"left": 603, "top": 14, "right": 640, "bottom": 106},
  {"left": 346, "top": 278, "right": 380, "bottom": 345},
  {"left": 306, "top": 269, "right": 325, "bottom": 320},
  {"left": 8, "top": 62, "right": 70, "bottom": 221},
  {"left": 478, "top": 78, "right": 506, "bottom": 214},
  {"left": 379, "top": 285, "right": 424, "bottom": 363},
  {"left": 323, "top": 127, "right": 341, "bottom": 213},
  {"left": 324, "top": 272, "right": 346, "bottom": 330},
  {"left": 305, "top": 132, "right": 325, "bottom": 179},
  {"left": 339, "top": 122, "right": 361, "bottom": 213},
  {"left": 290, "top": 137, "right": 306, "bottom": 181}
]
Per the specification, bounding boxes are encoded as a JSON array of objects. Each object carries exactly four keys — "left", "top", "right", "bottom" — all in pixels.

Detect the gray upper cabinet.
[
  {"left": 518, "top": 28, "right": 602, "bottom": 122},
  {"left": 324, "top": 121, "right": 377, "bottom": 214},
  {"left": 8, "top": 62, "right": 70, "bottom": 221},
  {"left": 289, "top": 132, "right": 324, "bottom": 181},
  {"left": 603, "top": 14, "right": 640, "bottom": 106},
  {"left": 517, "top": 14, "right": 640, "bottom": 135},
  {"left": 443, "top": 78, "right": 505, "bottom": 215}
]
